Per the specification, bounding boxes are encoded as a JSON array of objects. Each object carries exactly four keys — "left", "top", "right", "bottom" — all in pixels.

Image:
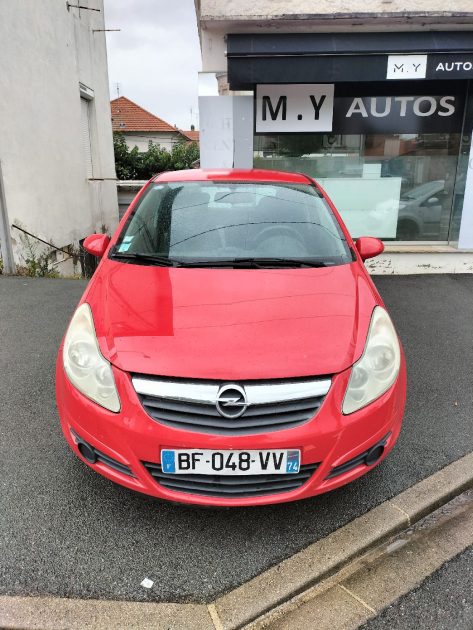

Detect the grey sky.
[{"left": 104, "top": 0, "right": 201, "bottom": 131}]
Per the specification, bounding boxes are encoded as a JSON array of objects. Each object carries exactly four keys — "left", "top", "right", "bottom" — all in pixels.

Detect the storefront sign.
[
  {"left": 333, "top": 94, "right": 463, "bottom": 134},
  {"left": 386, "top": 55, "right": 427, "bottom": 80},
  {"left": 427, "top": 54, "right": 473, "bottom": 79},
  {"left": 255, "top": 84, "right": 334, "bottom": 133},
  {"left": 255, "top": 85, "right": 464, "bottom": 134},
  {"left": 229, "top": 34, "right": 473, "bottom": 88}
]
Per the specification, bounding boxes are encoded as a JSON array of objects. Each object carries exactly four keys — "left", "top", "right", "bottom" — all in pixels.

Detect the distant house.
[
  {"left": 111, "top": 96, "right": 193, "bottom": 151},
  {"left": 182, "top": 127, "right": 199, "bottom": 143}
]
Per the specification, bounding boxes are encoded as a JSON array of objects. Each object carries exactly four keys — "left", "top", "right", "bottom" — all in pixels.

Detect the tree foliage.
[{"left": 113, "top": 133, "right": 199, "bottom": 180}]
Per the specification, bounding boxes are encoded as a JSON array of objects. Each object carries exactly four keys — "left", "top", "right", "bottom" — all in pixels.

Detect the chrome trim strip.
[
  {"left": 132, "top": 378, "right": 219, "bottom": 405},
  {"left": 246, "top": 380, "right": 331, "bottom": 404},
  {"left": 132, "top": 377, "right": 331, "bottom": 405}
]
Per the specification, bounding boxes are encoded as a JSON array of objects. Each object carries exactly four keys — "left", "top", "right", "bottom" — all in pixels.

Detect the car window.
[{"left": 113, "top": 181, "right": 353, "bottom": 266}]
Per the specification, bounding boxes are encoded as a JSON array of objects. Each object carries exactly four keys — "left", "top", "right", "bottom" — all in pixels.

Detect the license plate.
[{"left": 160, "top": 449, "right": 301, "bottom": 475}]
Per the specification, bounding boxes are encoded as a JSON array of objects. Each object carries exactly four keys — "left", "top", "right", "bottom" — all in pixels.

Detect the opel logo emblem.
[{"left": 216, "top": 384, "right": 248, "bottom": 419}]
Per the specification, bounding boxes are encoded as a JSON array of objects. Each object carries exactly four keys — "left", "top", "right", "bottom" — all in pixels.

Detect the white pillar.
[
  {"left": 199, "top": 95, "right": 254, "bottom": 169},
  {"left": 0, "top": 160, "right": 16, "bottom": 274},
  {"left": 199, "top": 96, "right": 234, "bottom": 168},
  {"left": 233, "top": 96, "right": 254, "bottom": 169},
  {"left": 458, "top": 134, "right": 473, "bottom": 249}
]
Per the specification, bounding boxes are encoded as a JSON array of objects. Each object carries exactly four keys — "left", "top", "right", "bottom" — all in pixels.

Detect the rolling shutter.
[{"left": 80, "top": 97, "right": 93, "bottom": 178}]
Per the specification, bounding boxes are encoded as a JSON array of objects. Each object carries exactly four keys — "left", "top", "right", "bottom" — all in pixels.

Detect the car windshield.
[{"left": 112, "top": 181, "right": 353, "bottom": 268}]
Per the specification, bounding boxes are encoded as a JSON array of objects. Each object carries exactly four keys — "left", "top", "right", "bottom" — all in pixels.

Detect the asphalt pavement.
[
  {"left": 1, "top": 274, "right": 472, "bottom": 603},
  {"left": 362, "top": 545, "right": 473, "bottom": 630}
]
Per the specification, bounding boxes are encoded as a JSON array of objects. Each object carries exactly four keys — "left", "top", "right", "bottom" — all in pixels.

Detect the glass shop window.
[{"left": 254, "top": 132, "right": 462, "bottom": 241}]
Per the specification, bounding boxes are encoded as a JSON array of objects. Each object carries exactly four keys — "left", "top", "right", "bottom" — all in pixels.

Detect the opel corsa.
[{"left": 56, "top": 169, "right": 407, "bottom": 506}]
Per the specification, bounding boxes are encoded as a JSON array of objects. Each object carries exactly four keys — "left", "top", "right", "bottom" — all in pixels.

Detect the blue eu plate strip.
[
  {"left": 286, "top": 450, "right": 300, "bottom": 473},
  {"left": 161, "top": 450, "right": 176, "bottom": 473}
]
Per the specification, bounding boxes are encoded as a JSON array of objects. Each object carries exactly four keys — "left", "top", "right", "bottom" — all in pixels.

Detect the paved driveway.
[{"left": 1, "top": 274, "right": 472, "bottom": 603}]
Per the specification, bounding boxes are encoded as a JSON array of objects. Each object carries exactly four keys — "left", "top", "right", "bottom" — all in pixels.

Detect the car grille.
[
  {"left": 142, "top": 462, "right": 320, "bottom": 498},
  {"left": 132, "top": 376, "right": 331, "bottom": 435}
]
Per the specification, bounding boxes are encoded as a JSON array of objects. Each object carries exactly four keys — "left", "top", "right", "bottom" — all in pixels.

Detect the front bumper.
[{"left": 56, "top": 355, "right": 407, "bottom": 507}]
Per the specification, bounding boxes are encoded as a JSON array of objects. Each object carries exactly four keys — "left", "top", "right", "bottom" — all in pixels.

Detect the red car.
[{"left": 56, "top": 169, "right": 406, "bottom": 507}]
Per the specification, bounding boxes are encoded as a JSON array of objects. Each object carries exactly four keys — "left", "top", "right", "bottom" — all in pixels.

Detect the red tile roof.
[
  {"left": 182, "top": 129, "right": 200, "bottom": 142},
  {"left": 111, "top": 96, "right": 178, "bottom": 133}
]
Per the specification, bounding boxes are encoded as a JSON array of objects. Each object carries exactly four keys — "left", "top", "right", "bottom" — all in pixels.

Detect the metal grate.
[
  {"left": 142, "top": 462, "right": 320, "bottom": 498},
  {"left": 139, "top": 395, "right": 325, "bottom": 434},
  {"left": 133, "top": 377, "right": 330, "bottom": 435}
]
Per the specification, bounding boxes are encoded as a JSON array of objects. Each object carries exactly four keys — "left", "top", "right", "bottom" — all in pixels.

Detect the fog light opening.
[
  {"left": 365, "top": 444, "right": 385, "bottom": 467},
  {"left": 77, "top": 440, "right": 97, "bottom": 464}
]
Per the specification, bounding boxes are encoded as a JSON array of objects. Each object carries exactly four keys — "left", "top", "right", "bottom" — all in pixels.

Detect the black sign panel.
[
  {"left": 332, "top": 94, "right": 465, "bottom": 134},
  {"left": 228, "top": 33, "right": 473, "bottom": 89},
  {"left": 427, "top": 54, "right": 473, "bottom": 80},
  {"left": 254, "top": 89, "right": 466, "bottom": 135}
]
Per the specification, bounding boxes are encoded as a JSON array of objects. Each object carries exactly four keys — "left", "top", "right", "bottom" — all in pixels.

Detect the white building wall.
[
  {"left": 198, "top": 0, "right": 473, "bottom": 19},
  {"left": 196, "top": 0, "right": 473, "bottom": 72},
  {"left": 122, "top": 132, "right": 183, "bottom": 152},
  {"left": 0, "top": 0, "right": 118, "bottom": 273}
]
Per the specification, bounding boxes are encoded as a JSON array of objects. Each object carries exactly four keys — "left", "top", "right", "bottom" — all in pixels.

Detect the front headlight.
[
  {"left": 63, "top": 303, "right": 121, "bottom": 412},
  {"left": 342, "top": 306, "right": 401, "bottom": 415}
]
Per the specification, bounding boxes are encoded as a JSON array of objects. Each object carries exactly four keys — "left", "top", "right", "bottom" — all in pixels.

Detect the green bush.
[
  {"left": 113, "top": 133, "right": 199, "bottom": 180},
  {"left": 17, "top": 231, "right": 59, "bottom": 278}
]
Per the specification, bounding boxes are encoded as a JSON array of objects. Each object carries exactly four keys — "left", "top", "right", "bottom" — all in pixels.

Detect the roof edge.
[{"left": 200, "top": 11, "right": 473, "bottom": 21}]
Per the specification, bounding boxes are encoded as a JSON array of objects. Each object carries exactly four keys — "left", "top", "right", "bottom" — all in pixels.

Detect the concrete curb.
[
  {"left": 212, "top": 452, "right": 473, "bottom": 629},
  {"left": 252, "top": 491, "right": 473, "bottom": 630},
  {"left": 0, "top": 598, "right": 214, "bottom": 630},
  {"left": 1, "top": 453, "right": 472, "bottom": 630}
]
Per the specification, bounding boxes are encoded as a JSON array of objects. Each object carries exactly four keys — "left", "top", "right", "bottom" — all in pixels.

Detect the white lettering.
[
  {"left": 370, "top": 97, "right": 392, "bottom": 118},
  {"left": 413, "top": 96, "right": 437, "bottom": 117},
  {"left": 346, "top": 97, "right": 368, "bottom": 118},
  {"left": 438, "top": 96, "right": 456, "bottom": 117},
  {"left": 394, "top": 96, "right": 415, "bottom": 117},
  {"left": 436, "top": 61, "right": 473, "bottom": 73}
]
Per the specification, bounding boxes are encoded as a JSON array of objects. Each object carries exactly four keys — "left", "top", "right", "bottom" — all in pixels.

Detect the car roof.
[{"left": 153, "top": 169, "right": 312, "bottom": 184}]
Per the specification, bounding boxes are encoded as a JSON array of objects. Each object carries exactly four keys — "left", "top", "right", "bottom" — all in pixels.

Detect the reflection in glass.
[{"left": 254, "top": 133, "right": 461, "bottom": 241}]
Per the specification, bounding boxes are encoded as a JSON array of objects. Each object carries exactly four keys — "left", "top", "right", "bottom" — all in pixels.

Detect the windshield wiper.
[
  {"left": 110, "top": 250, "right": 331, "bottom": 268},
  {"left": 176, "top": 257, "right": 329, "bottom": 268},
  {"left": 110, "top": 251, "right": 179, "bottom": 267}
]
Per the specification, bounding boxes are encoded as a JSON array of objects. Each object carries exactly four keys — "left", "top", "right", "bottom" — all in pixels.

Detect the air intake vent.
[{"left": 142, "top": 462, "right": 320, "bottom": 498}]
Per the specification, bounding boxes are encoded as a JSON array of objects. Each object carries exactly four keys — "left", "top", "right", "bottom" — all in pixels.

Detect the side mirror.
[
  {"left": 83, "top": 233, "right": 110, "bottom": 258},
  {"left": 355, "top": 237, "right": 384, "bottom": 261},
  {"left": 426, "top": 197, "right": 439, "bottom": 205}
]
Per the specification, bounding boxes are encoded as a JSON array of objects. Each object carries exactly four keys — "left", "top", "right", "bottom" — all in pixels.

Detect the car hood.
[{"left": 85, "top": 261, "right": 380, "bottom": 380}]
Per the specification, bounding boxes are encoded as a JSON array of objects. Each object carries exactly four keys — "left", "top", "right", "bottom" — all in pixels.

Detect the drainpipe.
[{"left": 0, "top": 160, "right": 16, "bottom": 274}]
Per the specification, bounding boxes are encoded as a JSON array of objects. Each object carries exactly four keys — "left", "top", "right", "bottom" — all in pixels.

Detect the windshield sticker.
[{"left": 118, "top": 241, "right": 132, "bottom": 252}]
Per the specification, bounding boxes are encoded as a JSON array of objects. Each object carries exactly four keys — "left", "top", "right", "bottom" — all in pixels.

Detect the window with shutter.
[{"left": 80, "top": 97, "right": 93, "bottom": 178}]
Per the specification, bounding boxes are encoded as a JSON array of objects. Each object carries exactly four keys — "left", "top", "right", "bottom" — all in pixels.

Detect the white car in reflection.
[
  {"left": 396, "top": 180, "right": 446, "bottom": 240},
  {"left": 367, "top": 180, "right": 446, "bottom": 241}
]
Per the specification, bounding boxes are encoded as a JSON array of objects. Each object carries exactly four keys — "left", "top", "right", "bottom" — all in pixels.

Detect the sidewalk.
[{"left": 256, "top": 490, "right": 473, "bottom": 630}]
